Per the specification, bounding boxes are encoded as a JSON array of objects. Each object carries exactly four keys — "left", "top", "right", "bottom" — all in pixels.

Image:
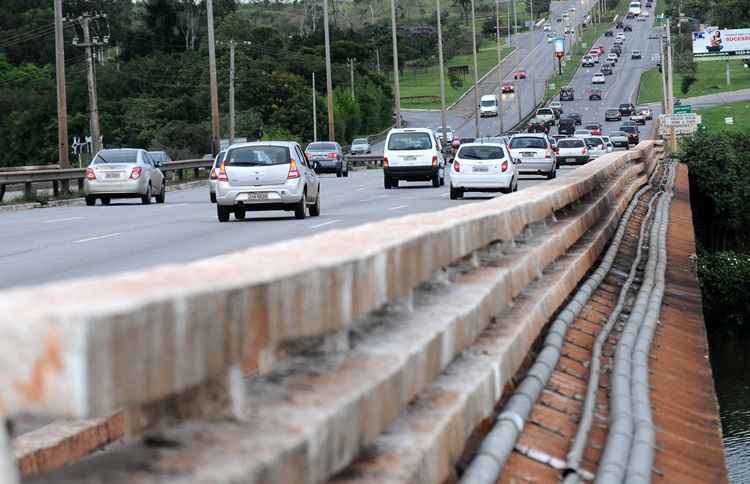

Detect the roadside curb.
[{"left": 0, "top": 179, "right": 208, "bottom": 214}]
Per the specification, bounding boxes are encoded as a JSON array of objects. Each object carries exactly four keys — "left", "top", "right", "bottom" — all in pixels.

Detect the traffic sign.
[
  {"left": 662, "top": 113, "right": 701, "bottom": 126},
  {"left": 674, "top": 104, "right": 692, "bottom": 113}
]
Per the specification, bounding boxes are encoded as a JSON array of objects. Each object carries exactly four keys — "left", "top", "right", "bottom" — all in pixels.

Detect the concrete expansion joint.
[{"left": 497, "top": 411, "right": 525, "bottom": 433}]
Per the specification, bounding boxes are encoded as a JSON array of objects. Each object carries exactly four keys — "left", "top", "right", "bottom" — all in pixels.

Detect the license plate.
[
  {"left": 105, "top": 172, "right": 122, "bottom": 179},
  {"left": 521, "top": 152, "right": 536, "bottom": 157},
  {"left": 404, "top": 156, "right": 417, "bottom": 161},
  {"left": 566, "top": 158, "right": 576, "bottom": 162},
  {"left": 238, "top": 192, "right": 269, "bottom": 201},
  {"left": 472, "top": 166, "right": 489, "bottom": 172}
]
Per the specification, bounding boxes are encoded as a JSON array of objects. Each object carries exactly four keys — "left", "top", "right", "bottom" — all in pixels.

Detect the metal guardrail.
[
  {"left": 345, "top": 154, "right": 383, "bottom": 168},
  {"left": 0, "top": 159, "right": 212, "bottom": 202}
]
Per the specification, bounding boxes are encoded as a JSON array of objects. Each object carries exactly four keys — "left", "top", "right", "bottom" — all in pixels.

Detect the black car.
[
  {"left": 618, "top": 103, "right": 636, "bottom": 116},
  {"left": 619, "top": 125, "right": 640, "bottom": 144},
  {"left": 624, "top": 24, "right": 633, "bottom": 31},
  {"left": 589, "top": 89, "right": 603, "bottom": 101},
  {"left": 605, "top": 108, "right": 622, "bottom": 121},
  {"left": 560, "top": 87, "right": 575, "bottom": 101},
  {"left": 605, "top": 30, "right": 614, "bottom": 37},
  {"left": 602, "top": 65, "right": 613, "bottom": 75},
  {"left": 558, "top": 117, "right": 577, "bottom": 135},
  {"left": 562, "top": 112, "right": 582, "bottom": 125},
  {"left": 611, "top": 44, "right": 622, "bottom": 54},
  {"left": 527, "top": 118, "right": 549, "bottom": 133}
]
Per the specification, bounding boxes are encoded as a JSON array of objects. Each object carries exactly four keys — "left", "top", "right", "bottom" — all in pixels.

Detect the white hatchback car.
[
  {"left": 592, "top": 72, "right": 606, "bottom": 84},
  {"left": 583, "top": 136, "right": 608, "bottom": 159},
  {"left": 449, "top": 143, "right": 518, "bottom": 199},
  {"left": 383, "top": 128, "right": 445, "bottom": 188},
  {"left": 508, "top": 133, "right": 557, "bottom": 179}
]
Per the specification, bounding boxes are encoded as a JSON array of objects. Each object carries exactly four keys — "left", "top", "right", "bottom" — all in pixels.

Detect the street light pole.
[
  {"left": 229, "top": 40, "right": 235, "bottom": 144},
  {"left": 312, "top": 72, "right": 318, "bottom": 141},
  {"left": 495, "top": 0, "right": 504, "bottom": 134},
  {"left": 507, "top": 0, "right": 512, "bottom": 47},
  {"left": 666, "top": 18, "right": 677, "bottom": 150},
  {"left": 436, "top": 0, "right": 449, "bottom": 143},
  {"left": 528, "top": 0, "right": 537, "bottom": 105},
  {"left": 323, "top": 0, "right": 336, "bottom": 139},
  {"left": 390, "top": 0, "right": 402, "bottom": 127},
  {"left": 470, "top": 0, "right": 480, "bottom": 137},
  {"left": 53, "top": 0, "right": 69, "bottom": 176}
]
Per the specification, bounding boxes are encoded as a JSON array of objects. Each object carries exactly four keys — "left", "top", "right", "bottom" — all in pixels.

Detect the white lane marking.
[
  {"left": 310, "top": 219, "right": 341, "bottom": 229},
  {"left": 74, "top": 232, "right": 121, "bottom": 244},
  {"left": 162, "top": 203, "right": 188, "bottom": 208},
  {"left": 355, "top": 187, "right": 367, "bottom": 191},
  {"left": 388, "top": 205, "right": 408, "bottom": 211},
  {"left": 356, "top": 184, "right": 368, "bottom": 188},
  {"left": 360, "top": 194, "right": 388, "bottom": 202},
  {"left": 43, "top": 216, "right": 84, "bottom": 224}
]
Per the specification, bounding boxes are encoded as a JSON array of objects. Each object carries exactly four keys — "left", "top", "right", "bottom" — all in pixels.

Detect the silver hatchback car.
[
  {"left": 84, "top": 148, "right": 166, "bottom": 205},
  {"left": 208, "top": 150, "right": 226, "bottom": 203},
  {"left": 215, "top": 141, "right": 321, "bottom": 222}
]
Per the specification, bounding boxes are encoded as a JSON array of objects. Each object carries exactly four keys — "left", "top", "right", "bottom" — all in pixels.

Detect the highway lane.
[{"left": 0, "top": 165, "right": 579, "bottom": 290}]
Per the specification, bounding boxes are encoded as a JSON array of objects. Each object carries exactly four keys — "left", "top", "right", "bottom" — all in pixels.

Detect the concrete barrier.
[{"left": 2, "top": 141, "right": 663, "bottom": 482}]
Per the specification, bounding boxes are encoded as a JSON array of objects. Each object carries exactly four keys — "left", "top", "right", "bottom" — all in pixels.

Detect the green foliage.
[{"left": 697, "top": 252, "right": 750, "bottom": 329}]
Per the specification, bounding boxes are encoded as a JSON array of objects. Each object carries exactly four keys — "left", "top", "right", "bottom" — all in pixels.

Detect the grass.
[
  {"left": 696, "top": 100, "right": 750, "bottom": 132},
  {"left": 638, "top": 61, "right": 750, "bottom": 104},
  {"left": 398, "top": 46, "right": 515, "bottom": 109}
]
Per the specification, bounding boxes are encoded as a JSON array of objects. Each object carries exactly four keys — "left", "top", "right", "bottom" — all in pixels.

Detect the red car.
[
  {"left": 585, "top": 123, "right": 603, "bottom": 135},
  {"left": 501, "top": 81, "right": 515, "bottom": 93},
  {"left": 513, "top": 70, "right": 527, "bottom": 80},
  {"left": 592, "top": 46, "right": 605, "bottom": 55}
]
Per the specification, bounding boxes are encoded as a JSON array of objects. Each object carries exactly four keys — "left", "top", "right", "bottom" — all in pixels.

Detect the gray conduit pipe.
[
  {"left": 459, "top": 173, "right": 657, "bottom": 484},
  {"left": 626, "top": 163, "right": 675, "bottom": 483},
  {"left": 561, "top": 185, "right": 663, "bottom": 484},
  {"left": 595, "top": 164, "right": 675, "bottom": 484}
]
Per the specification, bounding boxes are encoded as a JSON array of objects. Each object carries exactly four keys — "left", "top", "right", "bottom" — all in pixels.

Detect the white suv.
[
  {"left": 508, "top": 133, "right": 557, "bottom": 179},
  {"left": 383, "top": 128, "right": 446, "bottom": 189}
]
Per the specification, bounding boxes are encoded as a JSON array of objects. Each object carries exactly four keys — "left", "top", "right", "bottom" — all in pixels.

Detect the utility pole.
[
  {"left": 507, "top": 0, "right": 512, "bottom": 47},
  {"left": 659, "top": 35, "right": 668, "bottom": 116},
  {"left": 436, "top": 0, "right": 448, "bottom": 144},
  {"left": 471, "top": 0, "right": 480, "bottom": 137},
  {"left": 513, "top": 0, "right": 518, "bottom": 35},
  {"left": 370, "top": 5, "right": 381, "bottom": 75},
  {"left": 666, "top": 18, "right": 677, "bottom": 150},
  {"left": 390, "top": 0, "right": 401, "bottom": 128},
  {"left": 348, "top": 58, "right": 356, "bottom": 100},
  {"left": 229, "top": 40, "right": 236, "bottom": 144},
  {"left": 206, "top": 0, "right": 221, "bottom": 155},
  {"left": 323, "top": 0, "right": 336, "bottom": 139},
  {"left": 312, "top": 72, "right": 318, "bottom": 141},
  {"left": 495, "top": 0, "right": 504, "bottom": 134},
  {"left": 54, "top": 0, "right": 70, "bottom": 185},
  {"left": 529, "top": 0, "right": 537, "bottom": 106},
  {"left": 74, "top": 13, "right": 102, "bottom": 155}
]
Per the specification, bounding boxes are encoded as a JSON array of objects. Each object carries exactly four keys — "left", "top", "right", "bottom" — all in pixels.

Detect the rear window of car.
[
  {"left": 585, "top": 138, "right": 604, "bottom": 147},
  {"left": 510, "top": 137, "right": 547, "bottom": 149},
  {"left": 537, "top": 108, "right": 553, "bottom": 115},
  {"left": 585, "top": 124, "right": 600, "bottom": 129},
  {"left": 93, "top": 150, "right": 139, "bottom": 164},
  {"left": 213, "top": 151, "right": 226, "bottom": 168},
  {"left": 227, "top": 146, "right": 290, "bottom": 166},
  {"left": 619, "top": 104, "right": 632, "bottom": 108},
  {"left": 352, "top": 138, "right": 367, "bottom": 144},
  {"left": 559, "top": 118, "right": 575, "bottom": 125},
  {"left": 558, "top": 139, "right": 585, "bottom": 148},
  {"left": 308, "top": 142, "right": 338, "bottom": 151},
  {"left": 458, "top": 145, "right": 506, "bottom": 160},
  {"left": 387, "top": 132, "right": 433, "bottom": 151},
  {"left": 612, "top": 131, "right": 626, "bottom": 136},
  {"left": 481, "top": 99, "right": 497, "bottom": 106}
]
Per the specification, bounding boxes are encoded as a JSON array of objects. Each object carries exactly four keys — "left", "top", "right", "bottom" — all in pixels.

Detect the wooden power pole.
[
  {"left": 54, "top": 0, "right": 70, "bottom": 175},
  {"left": 206, "top": 0, "right": 221, "bottom": 155}
]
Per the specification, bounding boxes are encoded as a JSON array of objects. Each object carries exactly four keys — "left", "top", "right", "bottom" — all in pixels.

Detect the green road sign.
[{"left": 674, "top": 105, "right": 692, "bottom": 114}]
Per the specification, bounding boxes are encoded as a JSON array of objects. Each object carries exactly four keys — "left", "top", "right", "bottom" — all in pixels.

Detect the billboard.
[
  {"left": 554, "top": 37, "right": 565, "bottom": 58},
  {"left": 692, "top": 27, "right": 750, "bottom": 59}
]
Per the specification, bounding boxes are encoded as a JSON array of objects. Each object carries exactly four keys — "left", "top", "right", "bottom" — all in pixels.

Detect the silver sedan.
[{"left": 84, "top": 148, "right": 165, "bottom": 205}]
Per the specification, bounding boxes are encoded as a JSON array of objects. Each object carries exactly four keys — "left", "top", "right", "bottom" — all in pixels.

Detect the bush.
[{"left": 697, "top": 251, "right": 750, "bottom": 329}]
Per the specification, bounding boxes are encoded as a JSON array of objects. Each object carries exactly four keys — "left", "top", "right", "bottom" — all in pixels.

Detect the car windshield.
[
  {"left": 227, "top": 146, "right": 290, "bottom": 166},
  {"left": 585, "top": 138, "right": 604, "bottom": 147},
  {"left": 388, "top": 132, "right": 432, "bottom": 151},
  {"left": 307, "top": 142, "right": 337, "bottom": 151},
  {"left": 607, "top": 109, "right": 619, "bottom": 114},
  {"left": 612, "top": 131, "right": 626, "bottom": 136},
  {"left": 352, "top": 138, "right": 367, "bottom": 144},
  {"left": 481, "top": 100, "right": 497, "bottom": 107},
  {"left": 458, "top": 145, "right": 506, "bottom": 160},
  {"left": 93, "top": 150, "right": 138, "bottom": 164},
  {"left": 510, "top": 137, "right": 547, "bottom": 149},
  {"left": 558, "top": 139, "right": 585, "bottom": 148},
  {"left": 213, "top": 150, "right": 226, "bottom": 168},
  {"left": 537, "top": 109, "right": 553, "bottom": 115}
]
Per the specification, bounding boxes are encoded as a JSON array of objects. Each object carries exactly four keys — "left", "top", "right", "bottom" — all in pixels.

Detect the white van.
[
  {"left": 383, "top": 128, "right": 446, "bottom": 189},
  {"left": 628, "top": 1, "right": 641, "bottom": 15},
  {"left": 480, "top": 94, "right": 499, "bottom": 117}
]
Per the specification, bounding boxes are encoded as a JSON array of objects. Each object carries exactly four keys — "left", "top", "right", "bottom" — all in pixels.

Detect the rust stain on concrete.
[{"left": 14, "top": 329, "right": 63, "bottom": 402}]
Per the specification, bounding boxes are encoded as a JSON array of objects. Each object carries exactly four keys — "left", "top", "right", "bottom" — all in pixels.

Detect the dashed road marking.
[
  {"left": 74, "top": 232, "right": 121, "bottom": 243},
  {"left": 44, "top": 217, "right": 84, "bottom": 224},
  {"left": 309, "top": 219, "right": 341, "bottom": 229}
]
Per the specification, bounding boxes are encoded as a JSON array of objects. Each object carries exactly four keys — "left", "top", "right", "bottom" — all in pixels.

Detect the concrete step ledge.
[
  {"left": 27, "top": 157, "right": 653, "bottom": 484},
  {"left": 328, "top": 170, "right": 652, "bottom": 484}
]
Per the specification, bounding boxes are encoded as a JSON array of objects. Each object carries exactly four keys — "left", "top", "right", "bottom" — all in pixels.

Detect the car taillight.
[
  {"left": 582, "top": 147, "right": 588, "bottom": 155},
  {"left": 130, "top": 166, "right": 143, "bottom": 179},
  {"left": 287, "top": 159, "right": 301, "bottom": 179},
  {"left": 432, "top": 155, "right": 438, "bottom": 167},
  {"left": 545, "top": 149, "right": 553, "bottom": 159},
  {"left": 453, "top": 160, "right": 461, "bottom": 172},
  {"left": 501, "top": 160, "right": 508, "bottom": 172},
  {"left": 327, "top": 152, "right": 337, "bottom": 159},
  {"left": 85, "top": 167, "right": 96, "bottom": 180},
  {"left": 383, "top": 157, "right": 389, "bottom": 168},
  {"left": 209, "top": 168, "right": 218, "bottom": 180},
  {"left": 218, "top": 161, "right": 228, "bottom": 181}
]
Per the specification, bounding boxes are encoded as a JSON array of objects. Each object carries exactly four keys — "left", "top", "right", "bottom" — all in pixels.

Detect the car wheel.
[
  {"left": 235, "top": 208, "right": 246, "bottom": 220},
  {"left": 336, "top": 168, "right": 343, "bottom": 178},
  {"left": 392, "top": 178, "right": 399, "bottom": 188},
  {"left": 432, "top": 172, "right": 440, "bottom": 187},
  {"left": 309, "top": 191, "right": 321, "bottom": 216},
  {"left": 294, "top": 193, "right": 307, "bottom": 219},
  {"left": 141, "top": 184, "right": 152, "bottom": 205},
  {"left": 440, "top": 173, "right": 445, "bottom": 186},
  {"left": 210, "top": 192, "right": 217, "bottom": 203},
  {"left": 513, "top": 177, "right": 519, "bottom": 192},
  {"left": 344, "top": 166, "right": 349, "bottom": 177},
  {"left": 384, "top": 175, "right": 392, "bottom": 189},
  {"left": 85, "top": 196, "right": 96, "bottom": 206},
  {"left": 101, "top": 197, "right": 110, "bottom": 205},
  {"left": 217, "top": 205, "right": 230, "bottom": 222},
  {"left": 547, "top": 168, "right": 557, "bottom": 180},
  {"left": 155, "top": 182, "right": 166, "bottom": 204},
  {"left": 449, "top": 184, "right": 462, "bottom": 200}
]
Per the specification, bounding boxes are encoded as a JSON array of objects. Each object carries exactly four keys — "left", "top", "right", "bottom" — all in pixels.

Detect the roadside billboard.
[
  {"left": 554, "top": 37, "right": 565, "bottom": 57},
  {"left": 692, "top": 27, "right": 750, "bottom": 59}
]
